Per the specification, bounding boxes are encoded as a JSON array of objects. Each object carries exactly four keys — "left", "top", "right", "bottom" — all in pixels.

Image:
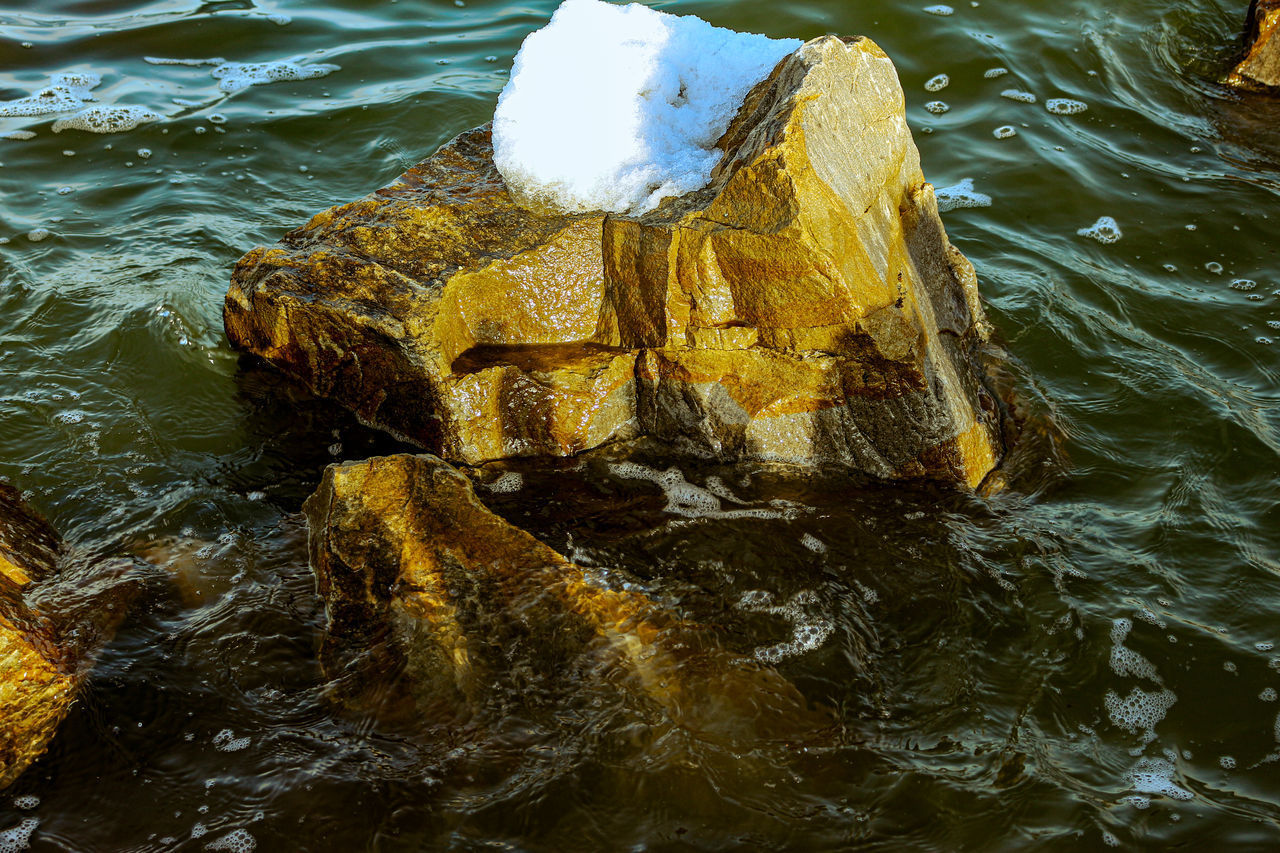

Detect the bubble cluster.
[
  {"left": 0, "top": 131, "right": 36, "bottom": 141},
  {"left": 52, "top": 105, "right": 160, "bottom": 134},
  {"left": 992, "top": 125, "right": 1016, "bottom": 139},
  {"left": 924, "top": 73, "right": 950, "bottom": 92},
  {"left": 486, "top": 472, "right": 524, "bottom": 493},
  {"left": 738, "top": 588, "right": 835, "bottom": 663},
  {"left": 0, "top": 72, "right": 100, "bottom": 118},
  {"left": 1230, "top": 279, "right": 1256, "bottom": 291},
  {"left": 800, "top": 533, "right": 826, "bottom": 553},
  {"left": 1105, "top": 686, "right": 1177, "bottom": 737},
  {"left": 1109, "top": 618, "right": 1160, "bottom": 681},
  {"left": 0, "top": 818, "right": 38, "bottom": 853},
  {"left": 935, "top": 177, "right": 992, "bottom": 212},
  {"left": 212, "top": 729, "right": 251, "bottom": 752},
  {"left": 1046, "top": 98, "right": 1087, "bottom": 115},
  {"left": 924, "top": 101, "right": 950, "bottom": 114},
  {"left": 983, "top": 67, "right": 1009, "bottom": 78},
  {"left": 608, "top": 461, "right": 790, "bottom": 520},
  {"left": 1000, "top": 89, "right": 1036, "bottom": 103},
  {"left": 1124, "top": 757, "right": 1193, "bottom": 801},
  {"left": 1219, "top": 755, "right": 1236, "bottom": 769},
  {"left": 923, "top": 4, "right": 955, "bottom": 14},
  {"left": 10, "top": 796, "right": 37, "bottom": 811},
  {"left": 1262, "top": 687, "right": 1277, "bottom": 702},
  {"left": 1078, "top": 215, "right": 1122, "bottom": 243},
  {"left": 211, "top": 61, "right": 341, "bottom": 93},
  {"left": 205, "top": 828, "right": 256, "bottom": 852}
]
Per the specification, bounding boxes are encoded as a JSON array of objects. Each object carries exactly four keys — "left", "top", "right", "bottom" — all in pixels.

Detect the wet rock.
[
  {"left": 304, "top": 453, "right": 824, "bottom": 743},
  {"left": 0, "top": 486, "right": 77, "bottom": 789},
  {"left": 228, "top": 36, "right": 1004, "bottom": 487},
  {"left": 1229, "top": 0, "right": 1280, "bottom": 92}
]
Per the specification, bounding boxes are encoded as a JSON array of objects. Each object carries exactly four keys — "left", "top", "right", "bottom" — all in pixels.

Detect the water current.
[{"left": 2, "top": 0, "right": 1280, "bottom": 848}]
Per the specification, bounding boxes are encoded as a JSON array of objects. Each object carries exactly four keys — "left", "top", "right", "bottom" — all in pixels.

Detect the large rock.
[
  {"left": 228, "top": 35, "right": 1004, "bottom": 487},
  {"left": 1229, "top": 0, "right": 1280, "bottom": 91},
  {"left": 304, "top": 453, "right": 822, "bottom": 743}
]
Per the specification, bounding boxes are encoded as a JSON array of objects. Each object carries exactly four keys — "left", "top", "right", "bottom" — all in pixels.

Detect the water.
[{"left": 2, "top": 0, "right": 1280, "bottom": 848}]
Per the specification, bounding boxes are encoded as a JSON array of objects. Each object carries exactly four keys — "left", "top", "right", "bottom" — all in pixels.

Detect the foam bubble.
[
  {"left": 1109, "top": 624, "right": 1160, "bottom": 682},
  {"left": 924, "top": 73, "right": 950, "bottom": 92},
  {"left": 0, "top": 818, "right": 37, "bottom": 853},
  {"left": 145, "top": 57, "right": 225, "bottom": 66},
  {"left": 800, "top": 533, "right": 827, "bottom": 553},
  {"left": 738, "top": 588, "right": 835, "bottom": 663},
  {"left": 992, "top": 125, "right": 1016, "bottom": 139},
  {"left": 1206, "top": 261, "right": 1223, "bottom": 274},
  {"left": 1000, "top": 89, "right": 1036, "bottom": 103},
  {"left": 487, "top": 472, "right": 524, "bottom": 493},
  {"left": 1219, "top": 755, "right": 1236, "bottom": 769},
  {"left": 924, "top": 100, "right": 950, "bottom": 114},
  {"left": 0, "top": 131, "right": 36, "bottom": 141},
  {"left": 51, "top": 105, "right": 160, "bottom": 134},
  {"left": 211, "top": 61, "right": 341, "bottom": 93},
  {"left": 1046, "top": 98, "right": 1087, "bottom": 115},
  {"left": 492, "top": 0, "right": 800, "bottom": 215},
  {"left": 1078, "top": 215, "right": 1121, "bottom": 244},
  {"left": 1230, "top": 278, "right": 1257, "bottom": 291},
  {"left": 1105, "top": 686, "right": 1176, "bottom": 738},
  {"left": 1101, "top": 830, "right": 1120, "bottom": 848},
  {"left": 192, "top": 823, "right": 208, "bottom": 839},
  {"left": 26, "top": 229, "right": 51, "bottom": 242},
  {"left": 212, "top": 729, "right": 251, "bottom": 751},
  {"left": 1124, "top": 757, "right": 1193, "bottom": 801},
  {"left": 1262, "top": 687, "right": 1276, "bottom": 702},
  {"left": 983, "top": 67, "right": 1008, "bottom": 78},
  {"left": 607, "top": 461, "right": 791, "bottom": 520},
  {"left": 10, "top": 796, "right": 37, "bottom": 811},
  {"left": 923, "top": 4, "right": 954, "bottom": 14},
  {"left": 1120, "top": 795, "right": 1149, "bottom": 809},
  {"left": 0, "top": 72, "right": 100, "bottom": 118},
  {"left": 935, "top": 177, "right": 992, "bottom": 212},
  {"left": 205, "top": 828, "right": 256, "bottom": 852}
]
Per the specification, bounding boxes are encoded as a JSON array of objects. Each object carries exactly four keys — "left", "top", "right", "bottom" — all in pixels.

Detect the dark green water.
[{"left": 2, "top": 0, "right": 1280, "bottom": 849}]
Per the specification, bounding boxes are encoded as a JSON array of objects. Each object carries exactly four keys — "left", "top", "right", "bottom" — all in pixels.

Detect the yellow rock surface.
[
  {"left": 1229, "top": 0, "right": 1280, "bottom": 91},
  {"left": 228, "top": 36, "right": 1004, "bottom": 487}
]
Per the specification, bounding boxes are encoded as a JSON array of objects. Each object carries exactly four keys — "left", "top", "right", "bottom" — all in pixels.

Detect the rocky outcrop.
[
  {"left": 304, "top": 453, "right": 824, "bottom": 743},
  {"left": 1229, "top": 0, "right": 1280, "bottom": 92},
  {"left": 227, "top": 35, "right": 1004, "bottom": 487},
  {"left": 0, "top": 486, "right": 79, "bottom": 788}
]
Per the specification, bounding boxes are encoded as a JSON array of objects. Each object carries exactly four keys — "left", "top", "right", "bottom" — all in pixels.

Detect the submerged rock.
[
  {"left": 228, "top": 35, "right": 1004, "bottom": 487},
  {"left": 1229, "top": 0, "right": 1280, "bottom": 91},
  {"left": 304, "top": 453, "right": 824, "bottom": 743}
]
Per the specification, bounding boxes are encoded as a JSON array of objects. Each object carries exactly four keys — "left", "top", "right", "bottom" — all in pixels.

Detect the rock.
[
  {"left": 0, "top": 485, "right": 78, "bottom": 789},
  {"left": 0, "top": 485, "right": 145, "bottom": 789},
  {"left": 228, "top": 35, "right": 1004, "bottom": 487},
  {"left": 304, "top": 453, "right": 824, "bottom": 743},
  {"left": 1229, "top": 0, "right": 1280, "bottom": 92}
]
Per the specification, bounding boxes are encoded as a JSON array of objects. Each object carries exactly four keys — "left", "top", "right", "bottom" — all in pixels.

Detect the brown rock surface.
[
  {"left": 304, "top": 453, "right": 824, "bottom": 743},
  {"left": 0, "top": 484, "right": 77, "bottom": 789},
  {"left": 1229, "top": 0, "right": 1280, "bottom": 92},
  {"left": 228, "top": 35, "right": 1004, "bottom": 487}
]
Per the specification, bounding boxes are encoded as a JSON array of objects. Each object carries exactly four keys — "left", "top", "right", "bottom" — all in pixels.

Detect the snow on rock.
[{"left": 492, "top": 0, "right": 800, "bottom": 215}]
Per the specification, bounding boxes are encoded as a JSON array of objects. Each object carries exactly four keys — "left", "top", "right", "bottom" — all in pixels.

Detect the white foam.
[
  {"left": 0, "top": 818, "right": 37, "bottom": 853},
  {"left": 10, "top": 796, "right": 37, "bottom": 811},
  {"left": 924, "top": 73, "right": 950, "bottom": 91},
  {"left": 1123, "top": 757, "right": 1193, "bottom": 801},
  {"left": 145, "top": 57, "right": 226, "bottom": 66},
  {"left": 1105, "top": 686, "right": 1176, "bottom": 739},
  {"left": 1220, "top": 755, "right": 1236, "bottom": 769},
  {"left": 52, "top": 105, "right": 160, "bottom": 134},
  {"left": 492, "top": 0, "right": 799, "bottom": 215},
  {"left": 800, "top": 533, "right": 826, "bottom": 553},
  {"left": 205, "top": 828, "right": 256, "bottom": 852},
  {"left": 983, "top": 67, "right": 1008, "bottom": 78},
  {"left": 738, "top": 588, "right": 835, "bottom": 663},
  {"left": 486, "top": 472, "right": 524, "bottom": 493},
  {"left": 1108, "top": 617, "right": 1161, "bottom": 682},
  {"left": 992, "top": 125, "right": 1016, "bottom": 139},
  {"left": 1046, "top": 98, "right": 1087, "bottom": 115},
  {"left": 1101, "top": 830, "right": 1119, "bottom": 848},
  {"left": 607, "top": 461, "right": 792, "bottom": 520},
  {"left": 0, "top": 73, "right": 99, "bottom": 118},
  {"left": 923, "top": 4, "right": 954, "bottom": 14},
  {"left": 1262, "top": 687, "right": 1277, "bottom": 702},
  {"left": 935, "top": 177, "right": 992, "bottom": 212},
  {"left": 1000, "top": 89, "right": 1036, "bottom": 103},
  {"left": 924, "top": 101, "right": 950, "bottom": 114},
  {"left": 211, "top": 60, "right": 340, "bottom": 93},
  {"left": 0, "top": 131, "right": 36, "bottom": 141},
  {"left": 212, "top": 728, "right": 251, "bottom": 752},
  {"left": 1078, "top": 216, "right": 1121, "bottom": 243}
]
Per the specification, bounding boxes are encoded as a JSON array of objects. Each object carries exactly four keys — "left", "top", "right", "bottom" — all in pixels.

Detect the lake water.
[{"left": 2, "top": 0, "right": 1280, "bottom": 849}]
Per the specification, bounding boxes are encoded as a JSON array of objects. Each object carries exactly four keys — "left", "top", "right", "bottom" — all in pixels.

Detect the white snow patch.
[{"left": 492, "top": 0, "right": 799, "bottom": 215}]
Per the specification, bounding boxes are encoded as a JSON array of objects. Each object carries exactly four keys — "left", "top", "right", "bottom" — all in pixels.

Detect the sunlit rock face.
[
  {"left": 304, "top": 453, "right": 822, "bottom": 743},
  {"left": 226, "top": 34, "right": 1005, "bottom": 487},
  {"left": 0, "top": 485, "right": 76, "bottom": 789},
  {"left": 1228, "top": 0, "right": 1280, "bottom": 91}
]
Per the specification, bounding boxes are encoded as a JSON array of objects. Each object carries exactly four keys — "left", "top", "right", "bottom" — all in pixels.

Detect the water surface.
[{"left": 2, "top": 0, "right": 1280, "bottom": 849}]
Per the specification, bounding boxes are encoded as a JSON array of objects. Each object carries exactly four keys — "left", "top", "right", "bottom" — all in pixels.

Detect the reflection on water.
[{"left": 1, "top": 0, "right": 1280, "bottom": 847}]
